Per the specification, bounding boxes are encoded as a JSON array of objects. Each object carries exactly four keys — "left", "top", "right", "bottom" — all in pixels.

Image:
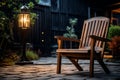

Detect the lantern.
[{"left": 18, "top": 5, "right": 30, "bottom": 29}]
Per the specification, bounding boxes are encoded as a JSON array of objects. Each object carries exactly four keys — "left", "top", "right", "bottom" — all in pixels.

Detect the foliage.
[
  {"left": 0, "top": 0, "right": 38, "bottom": 26},
  {"left": 107, "top": 24, "right": 120, "bottom": 39},
  {"left": 0, "top": 0, "right": 39, "bottom": 65},
  {"left": 0, "top": 51, "right": 20, "bottom": 66},
  {"left": 0, "top": 0, "right": 21, "bottom": 19},
  {"left": 26, "top": 50, "right": 39, "bottom": 60},
  {"left": 0, "top": 0, "right": 38, "bottom": 52},
  {"left": 30, "top": 12, "right": 38, "bottom": 26},
  {"left": 35, "top": 0, "right": 40, "bottom": 3},
  {"left": 0, "top": 11, "right": 9, "bottom": 27},
  {"left": 0, "top": 11, "right": 11, "bottom": 49},
  {"left": 107, "top": 36, "right": 120, "bottom": 49},
  {"left": 27, "top": 1, "right": 38, "bottom": 26},
  {"left": 107, "top": 24, "right": 120, "bottom": 59},
  {"left": 0, "top": 0, "right": 39, "bottom": 20},
  {"left": 63, "top": 18, "right": 78, "bottom": 39},
  {"left": 107, "top": 36, "right": 120, "bottom": 59}
]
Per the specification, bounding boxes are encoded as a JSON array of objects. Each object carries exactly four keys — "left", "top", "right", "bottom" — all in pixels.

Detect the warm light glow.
[{"left": 18, "top": 13, "right": 30, "bottom": 29}]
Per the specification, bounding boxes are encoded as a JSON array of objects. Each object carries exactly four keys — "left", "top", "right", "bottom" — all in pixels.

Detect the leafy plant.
[
  {"left": 107, "top": 24, "right": 120, "bottom": 59},
  {"left": 0, "top": 0, "right": 39, "bottom": 63},
  {"left": 107, "top": 24, "right": 120, "bottom": 39},
  {"left": 0, "top": 0, "right": 22, "bottom": 19},
  {"left": 0, "top": 0, "right": 39, "bottom": 19},
  {"left": 63, "top": 18, "right": 78, "bottom": 39},
  {"left": 0, "top": 1, "right": 38, "bottom": 51},
  {"left": 26, "top": 50, "right": 39, "bottom": 60},
  {"left": 0, "top": 11, "right": 11, "bottom": 50},
  {"left": 0, "top": 51, "right": 20, "bottom": 66},
  {"left": 27, "top": 2, "right": 38, "bottom": 26}
]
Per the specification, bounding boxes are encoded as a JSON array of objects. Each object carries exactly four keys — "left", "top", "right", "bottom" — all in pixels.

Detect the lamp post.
[{"left": 18, "top": 5, "right": 33, "bottom": 64}]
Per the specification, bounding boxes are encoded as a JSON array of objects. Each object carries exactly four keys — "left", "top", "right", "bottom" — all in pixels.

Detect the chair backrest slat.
[{"left": 79, "top": 17, "right": 109, "bottom": 48}]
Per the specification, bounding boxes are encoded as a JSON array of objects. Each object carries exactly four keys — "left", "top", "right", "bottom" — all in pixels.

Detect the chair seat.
[{"left": 56, "top": 47, "right": 103, "bottom": 53}]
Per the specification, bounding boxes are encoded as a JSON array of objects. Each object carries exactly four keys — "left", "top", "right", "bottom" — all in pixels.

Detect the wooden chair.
[{"left": 54, "top": 17, "right": 110, "bottom": 77}]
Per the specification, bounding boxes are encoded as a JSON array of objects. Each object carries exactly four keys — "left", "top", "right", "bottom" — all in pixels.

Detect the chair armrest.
[
  {"left": 89, "top": 35, "right": 111, "bottom": 42},
  {"left": 54, "top": 36, "right": 80, "bottom": 49},
  {"left": 54, "top": 36, "right": 80, "bottom": 43},
  {"left": 89, "top": 35, "right": 111, "bottom": 59}
]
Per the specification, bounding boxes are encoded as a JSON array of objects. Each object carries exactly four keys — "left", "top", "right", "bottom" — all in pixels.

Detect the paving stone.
[
  {"left": 0, "top": 77, "right": 21, "bottom": 80},
  {"left": 0, "top": 57, "right": 120, "bottom": 80}
]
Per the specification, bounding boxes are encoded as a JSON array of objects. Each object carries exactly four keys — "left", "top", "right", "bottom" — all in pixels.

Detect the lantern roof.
[{"left": 20, "top": 5, "right": 29, "bottom": 12}]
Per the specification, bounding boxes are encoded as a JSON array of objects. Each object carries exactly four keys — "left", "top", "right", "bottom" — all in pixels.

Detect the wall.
[{"left": 15, "top": 0, "right": 109, "bottom": 56}]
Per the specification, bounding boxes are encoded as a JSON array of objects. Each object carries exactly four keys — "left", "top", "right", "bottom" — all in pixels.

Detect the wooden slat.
[
  {"left": 95, "top": 20, "right": 100, "bottom": 47},
  {"left": 79, "top": 17, "right": 109, "bottom": 49},
  {"left": 86, "top": 22, "right": 92, "bottom": 46},
  {"left": 81, "top": 22, "right": 88, "bottom": 47},
  {"left": 97, "top": 21, "right": 104, "bottom": 47}
]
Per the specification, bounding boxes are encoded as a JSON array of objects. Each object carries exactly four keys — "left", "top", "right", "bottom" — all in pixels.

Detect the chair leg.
[
  {"left": 57, "top": 53, "right": 62, "bottom": 74},
  {"left": 68, "top": 57, "right": 83, "bottom": 71},
  {"left": 97, "top": 59, "right": 110, "bottom": 74},
  {"left": 90, "top": 57, "right": 94, "bottom": 77}
]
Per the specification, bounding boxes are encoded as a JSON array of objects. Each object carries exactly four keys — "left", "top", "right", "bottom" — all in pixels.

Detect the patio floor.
[{"left": 0, "top": 57, "right": 120, "bottom": 80}]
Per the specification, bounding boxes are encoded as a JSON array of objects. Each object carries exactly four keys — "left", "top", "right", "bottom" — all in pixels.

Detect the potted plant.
[
  {"left": 63, "top": 18, "right": 78, "bottom": 39},
  {"left": 107, "top": 24, "right": 120, "bottom": 59}
]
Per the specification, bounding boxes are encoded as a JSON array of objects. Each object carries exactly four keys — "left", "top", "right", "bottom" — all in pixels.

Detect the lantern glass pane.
[{"left": 18, "top": 13, "right": 30, "bottom": 29}]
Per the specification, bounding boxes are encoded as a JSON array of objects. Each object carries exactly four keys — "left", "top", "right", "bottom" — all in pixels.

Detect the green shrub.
[
  {"left": 0, "top": 58, "right": 15, "bottom": 66},
  {"left": 106, "top": 24, "right": 120, "bottom": 58},
  {"left": 26, "top": 50, "right": 39, "bottom": 60},
  {"left": 108, "top": 24, "right": 120, "bottom": 39},
  {"left": 0, "top": 52, "right": 20, "bottom": 66}
]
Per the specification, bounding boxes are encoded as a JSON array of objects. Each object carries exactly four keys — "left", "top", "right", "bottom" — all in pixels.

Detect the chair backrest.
[{"left": 79, "top": 17, "right": 109, "bottom": 48}]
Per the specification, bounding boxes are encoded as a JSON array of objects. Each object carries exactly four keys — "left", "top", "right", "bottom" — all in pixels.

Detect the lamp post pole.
[{"left": 21, "top": 29, "right": 27, "bottom": 61}]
